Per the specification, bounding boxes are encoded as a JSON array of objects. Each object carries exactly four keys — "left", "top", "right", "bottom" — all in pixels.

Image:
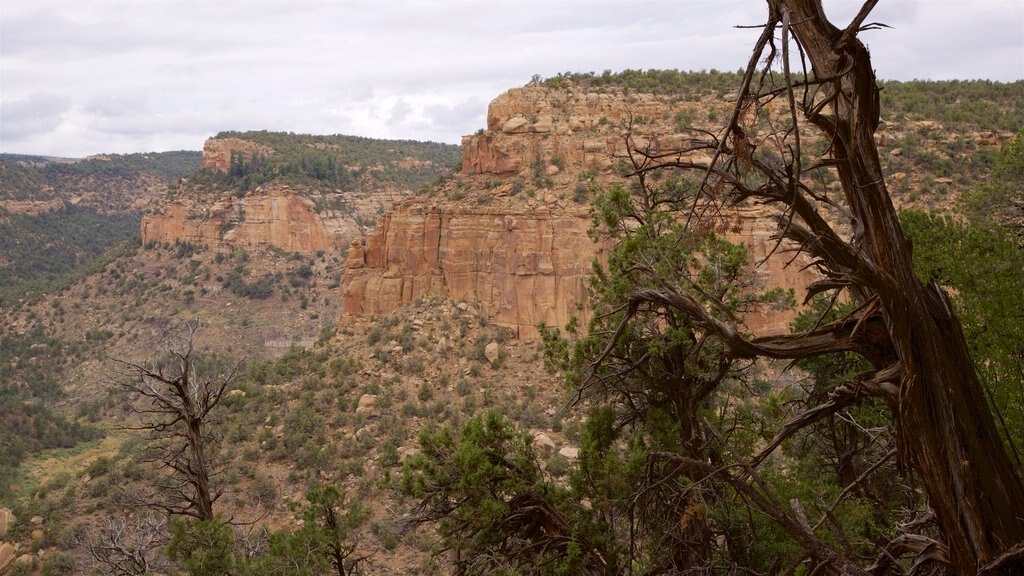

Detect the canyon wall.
[
  {"left": 461, "top": 85, "right": 707, "bottom": 176},
  {"left": 342, "top": 205, "right": 595, "bottom": 338},
  {"left": 141, "top": 137, "right": 394, "bottom": 255},
  {"left": 342, "top": 83, "right": 817, "bottom": 337},
  {"left": 141, "top": 186, "right": 359, "bottom": 254},
  {"left": 202, "top": 138, "right": 272, "bottom": 173}
]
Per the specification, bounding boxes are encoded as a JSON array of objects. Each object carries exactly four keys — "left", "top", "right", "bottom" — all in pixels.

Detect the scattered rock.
[
  {"left": 558, "top": 446, "right": 579, "bottom": 460},
  {"left": 484, "top": 342, "right": 501, "bottom": 365},
  {"left": 398, "top": 446, "right": 421, "bottom": 462},
  {"left": 533, "top": 433, "right": 556, "bottom": 455},
  {"left": 0, "top": 542, "right": 15, "bottom": 574},
  {"left": 356, "top": 394, "right": 378, "bottom": 415},
  {"left": 227, "top": 389, "right": 246, "bottom": 398},
  {"left": 0, "top": 509, "right": 15, "bottom": 540},
  {"left": 502, "top": 116, "right": 530, "bottom": 133},
  {"left": 29, "top": 517, "right": 42, "bottom": 527}
]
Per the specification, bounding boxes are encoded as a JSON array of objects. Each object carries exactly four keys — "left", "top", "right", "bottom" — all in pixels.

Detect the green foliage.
[
  {"left": 544, "top": 68, "right": 745, "bottom": 99},
  {"left": 962, "top": 130, "right": 1024, "bottom": 238},
  {"left": 901, "top": 209, "right": 1024, "bottom": 458},
  {"left": 0, "top": 151, "right": 200, "bottom": 202},
  {"left": 247, "top": 486, "right": 368, "bottom": 576},
  {"left": 0, "top": 328, "right": 103, "bottom": 500},
  {"left": 403, "top": 411, "right": 602, "bottom": 574},
  {"left": 200, "top": 131, "right": 461, "bottom": 194},
  {"left": 222, "top": 266, "right": 275, "bottom": 299},
  {"left": 167, "top": 519, "right": 236, "bottom": 576},
  {"left": 878, "top": 80, "right": 1024, "bottom": 133},
  {"left": 0, "top": 205, "right": 140, "bottom": 306}
]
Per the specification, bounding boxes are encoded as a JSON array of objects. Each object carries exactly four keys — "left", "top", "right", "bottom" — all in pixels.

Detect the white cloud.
[{"left": 0, "top": 0, "right": 1021, "bottom": 157}]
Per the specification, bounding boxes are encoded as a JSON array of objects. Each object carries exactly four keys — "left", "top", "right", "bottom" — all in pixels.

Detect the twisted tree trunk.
[{"left": 776, "top": 1, "right": 1024, "bottom": 572}]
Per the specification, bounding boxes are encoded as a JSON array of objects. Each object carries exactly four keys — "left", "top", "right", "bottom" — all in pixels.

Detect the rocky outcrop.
[
  {"left": 141, "top": 185, "right": 360, "bottom": 254},
  {"left": 461, "top": 85, "right": 709, "bottom": 176},
  {"left": 343, "top": 205, "right": 596, "bottom": 338},
  {"left": 202, "top": 138, "right": 272, "bottom": 173},
  {"left": 342, "top": 83, "right": 821, "bottom": 337},
  {"left": 141, "top": 134, "right": 451, "bottom": 255}
]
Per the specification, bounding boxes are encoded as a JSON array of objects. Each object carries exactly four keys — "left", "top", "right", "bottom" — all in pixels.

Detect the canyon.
[{"left": 135, "top": 83, "right": 1015, "bottom": 339}]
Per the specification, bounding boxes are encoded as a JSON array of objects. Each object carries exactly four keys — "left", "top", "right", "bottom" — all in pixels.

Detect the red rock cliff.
[
  {"left": 342, "top": 83, "right": 821, "bottom": 337},
  {"left": 343, "top": 204, "right": 595, "bottom": 338},
  {"left": 141, "top": 137, "right": 406, "bottom": 255},
  {"left": 141, "top": 185, "right": 359, "bottom": 255}
]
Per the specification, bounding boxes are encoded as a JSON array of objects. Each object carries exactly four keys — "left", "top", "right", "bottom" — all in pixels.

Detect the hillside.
[
  {"left": 0, "top": 72, "right": 1021, "bottom": 574},
  {"left": 140, "top": 132, "right": 461, "bottom": 255},
  {"left": 0, "top": 151, "right": 203, "bottom": 308},
  {"left": 343, "top": 73, "right": 1023, "bottom": 337},
  {"left": 0, "top": 151, "right": 201, "bottom": 211}
]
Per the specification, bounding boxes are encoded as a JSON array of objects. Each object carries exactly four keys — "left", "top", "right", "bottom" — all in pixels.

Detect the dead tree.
[
  {"left": 116, "top": 322, "right": 234, "bottom": 522},
  {"left": 75, "top": 514, "right": 170, "bottom": 576},
  {"left": 609, "top": 0, "right": 1024, "bottom": 573}
]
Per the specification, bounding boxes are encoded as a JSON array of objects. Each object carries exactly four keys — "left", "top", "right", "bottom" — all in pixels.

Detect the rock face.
[
  {"left": 343, "top": 205, "right": 596, "bottom": 338},
  {"left": 342, "top": 82, "right": 820, "bottom": 337},
  {"left": 141, "top": 134, "right": 457, "bottom": 256},
  {"left": 202, "top": 138, "right": 272, "bottom": 173},
  {"left": 142, "top": 185, "right": 359, "bottom": 255},
  {"left": 142, "top": 137, "right": 372, "bottom": 255},
  {"left": 462, "top": 85, "right": 704, "bottom": 176},
  {"left": 0, "top": 542, "right": 14, "bottom": 576},
  {"left": 0, "top": 509, "right": 14, "bottom": 540}
]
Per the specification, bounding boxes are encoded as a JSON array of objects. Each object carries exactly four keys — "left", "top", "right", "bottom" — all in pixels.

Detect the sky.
[{"left": 2, "top": 0, "right": 1022, "bottom": 158}]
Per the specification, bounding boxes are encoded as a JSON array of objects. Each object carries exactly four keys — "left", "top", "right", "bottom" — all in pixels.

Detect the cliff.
[
  {"left": 139, "top": 133, "right": 460, "bottom": 255},
  {"left": 461, "top": 86, "right": 703, "bottom": 176},
  {"left": 342, "top": 84, "right": 816, "bottom": 336},
  {"left": 342, "top": 205, "right": 595, "bottom": 338},
  {"left": 141, "top": 185, "right": 360, "bottom": 254}
]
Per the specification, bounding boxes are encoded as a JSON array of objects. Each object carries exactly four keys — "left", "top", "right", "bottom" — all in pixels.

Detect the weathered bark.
[
  {"left": 771, "top": 1, "right": 1024, "bottom": 571},
  {"left": 117, "top": 324, "right": 232, "bottom": 523}
]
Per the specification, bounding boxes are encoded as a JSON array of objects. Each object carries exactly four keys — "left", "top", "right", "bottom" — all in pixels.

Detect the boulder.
[
  {"left": 0, "top": 509, "right": 14, "bottom": 540},
  {"left": 355, "top": 394, "right": 378, "bottom": 415},
  {"left": 502, "top": 116, "right": 530, "bottom": 133},
  {"left": 558, "top": 446, "right": 579, "bottom": 460},
  {"left": 533, "top": 433, "right": 556, "bottom": 455},
  {"left": 484, "top": 342, "right": 501, "bottom": 365},
  {"left": 0, "top": 542, "right": 15, "bottom": 575}
]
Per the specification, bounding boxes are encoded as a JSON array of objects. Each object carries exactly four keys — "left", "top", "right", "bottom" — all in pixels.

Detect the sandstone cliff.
[
  {"left": 140, "top": 133, "right": 459, "bottom": 255},
  {"left": 141, "top": 185, "right": 360, "bottom": 254},
  {"left": 461, "top": 85, "right": 709, "bottom": 176},
  {"left": 342, "top": 84, "right": 817, "bottom": 337},
  {"left": 343, "top": 204, "right": 595, "bottom": 338}
]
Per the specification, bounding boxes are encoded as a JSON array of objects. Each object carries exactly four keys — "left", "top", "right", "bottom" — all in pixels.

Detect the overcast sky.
[{"left": 2, "top": 0, "right": 1022, "bottom": 158}]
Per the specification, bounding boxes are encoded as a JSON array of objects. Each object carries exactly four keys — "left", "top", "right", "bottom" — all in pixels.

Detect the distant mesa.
[{"left": 139, "top": 131, "right": 460, "bottom": 255}]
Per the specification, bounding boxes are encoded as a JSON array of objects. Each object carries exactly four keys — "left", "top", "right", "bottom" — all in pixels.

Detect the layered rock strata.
[
  {"left": 201, "top": 138, "right": 272, "bottom": 173},
  {"left": 343, "top": 205, "right": 594, "bottom": 338},
  {"left": 342, "top": 83, "right": 820, "bottom": 337},
  {"left": 461, "top": 85, "right": 710, "bottom": 176},
  {"left": 142, "top": 186, "right": 359, "bottom": 254}
]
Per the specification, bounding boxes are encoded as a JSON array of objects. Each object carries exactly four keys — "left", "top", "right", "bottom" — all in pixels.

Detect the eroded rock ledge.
[{"left": 343, "top": 205, "right": 594, "bottom": 338}]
